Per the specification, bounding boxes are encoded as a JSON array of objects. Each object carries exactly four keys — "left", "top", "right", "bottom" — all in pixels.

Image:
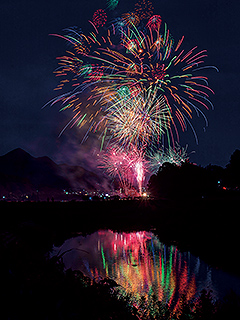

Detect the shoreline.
[{"left": 0, "top": 198, "right": 239, "bottom": 277}]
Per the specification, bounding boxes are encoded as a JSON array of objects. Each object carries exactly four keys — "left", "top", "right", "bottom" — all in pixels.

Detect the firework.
[
  {"left": 103, "top": 86, "right": 172, "bottom": 150},
  {"left": 49, "top": 16, "right": 215, "bottom": 147},
  {"left": 134, "top": 0, "right": 154, "bottom": 21},
  {"left": 98, "top": 144, "right": 147, "bottom": 195},
  {"left": 146, "top": 15, "right": 162, "bottom": 31},
  {"left": 121, "top": 12, "right": 140, "bottom": 27},
  {"left": 148, "top": 144, "right": 189, "bottom": 174},
  {"left": 106, "top": 0, "right": 119, "bottom": 11},
  {"left": 47, "top": 8, "right": 216, "bottom": 189},
  {"left": 110, "top": 17, "right": 127, "bottom": 36},
  {"left": 92, "top": 9, "right": 107, "bottom": 28},
  {"left": 135, "top": 160, "right": 144, "bottom": 195}
]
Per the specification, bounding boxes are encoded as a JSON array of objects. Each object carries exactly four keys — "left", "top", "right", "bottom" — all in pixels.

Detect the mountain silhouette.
[{"left": 0, "top": 148, "right": 102, "bottom": 200}]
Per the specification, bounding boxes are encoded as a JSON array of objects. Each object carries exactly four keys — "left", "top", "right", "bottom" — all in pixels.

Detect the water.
[{"left": 52, "top": 230, "right": 240, "bottom": 310}]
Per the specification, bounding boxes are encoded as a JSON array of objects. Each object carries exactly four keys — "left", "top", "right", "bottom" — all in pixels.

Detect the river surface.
[{"left": 52, "top": 230, "right": 240, "bottom": 310}]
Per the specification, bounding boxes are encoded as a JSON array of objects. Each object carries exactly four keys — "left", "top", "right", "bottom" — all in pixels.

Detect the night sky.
[{"left": 1, "top": 0, "right": 240, "bottom": 169}]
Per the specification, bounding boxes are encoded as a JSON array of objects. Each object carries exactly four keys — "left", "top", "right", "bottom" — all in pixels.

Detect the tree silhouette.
[
  {"left": 148, "top": 160, "right": 223, "bottom": 199},
  {"left": 225, "top": 149, "right": 240, "bottom": 189}
]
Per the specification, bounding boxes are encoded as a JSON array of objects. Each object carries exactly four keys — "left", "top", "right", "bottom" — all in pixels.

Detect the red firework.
[
  {"left": 92, "top": 9, "right": 107, "bottom": 28},
  {"left": 146, "top": 15, "right": 162, "bottom": 31}
]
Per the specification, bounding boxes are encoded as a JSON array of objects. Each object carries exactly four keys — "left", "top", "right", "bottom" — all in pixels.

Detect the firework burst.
[
  {"left": 121, "top": 12, "right": 140, "bottom": 27},
  {"left": 146, "top": 15, "right": 162, "bottom": 31},
  {"left": 106, "top": 0, "right": 119, "bottom": 11},
  {"left": 148, "top": 143, "right": 189, "bottom": 174},
  {"left": 103, "top": 86, "right": 172, "bottom": 150},
  {"left": 98, "top": 144, "right": 147, "bottom": 195},
  {"left": 47, "top": 6, "right": 217, "bottom": 192},
  {"left": 92, "top": 9, "right": 107, "bottom": 28},
  {"left": 134, "top": 0, "right": 154, "bottom": 21},
  {"left": 48, "top": 18, "right": 215, "bottom": 145}
]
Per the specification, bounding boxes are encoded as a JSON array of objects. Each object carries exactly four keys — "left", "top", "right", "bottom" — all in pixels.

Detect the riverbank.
[{"left": 0, "top": 197, "right": 239, "bottom": 276}]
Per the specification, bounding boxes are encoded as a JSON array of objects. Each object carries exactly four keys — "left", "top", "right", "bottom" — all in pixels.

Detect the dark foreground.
[
  {"left": 1, "top": 198, "right": 240, "bottom": 318},
  {"left": 1, "top": 197, "right": 239, "bottom": 274}
]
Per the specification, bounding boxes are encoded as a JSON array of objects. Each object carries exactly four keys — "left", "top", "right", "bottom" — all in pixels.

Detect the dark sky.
[{"left": 1, "top": 0, "right": 240, "bottom": 168}]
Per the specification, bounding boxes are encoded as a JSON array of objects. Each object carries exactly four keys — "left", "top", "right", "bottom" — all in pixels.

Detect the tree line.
[{"left": 148, "top": 149, "right": 240, "bottom": 199}]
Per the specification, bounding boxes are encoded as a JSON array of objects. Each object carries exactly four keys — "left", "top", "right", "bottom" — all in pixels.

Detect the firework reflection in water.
[{"left": 54, "top": 230, "right": 222, "bottom": 317}]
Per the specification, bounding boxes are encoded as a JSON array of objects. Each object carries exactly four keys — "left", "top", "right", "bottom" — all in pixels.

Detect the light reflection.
[
  {"left": 54, "top": 230, "right": 206, "bottom": 313},
  {"left": 97, "top": 230, "right": 197, "bottom": 310}
]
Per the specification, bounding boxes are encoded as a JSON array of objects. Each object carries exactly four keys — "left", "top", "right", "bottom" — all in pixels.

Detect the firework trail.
[
  {"left": 98, "top": 144, "right": 147, "bottom": 196},
  {"left": 135, "top": 160, "right": 144, "bottom": 196},
  {"left": 46, "top": 5, "right": 217, "bottom": 192},
  {"left": 106, "top": 0, "right": 119, "bottom": 11},
  {"left": 134, "top": 0, "right": 154, "bottom": 21},
  {"left": 48, "top": 16, "right": 215, "bottom": 146},
  {"left": 102, "top": 86, "right": 172, "bottom": 151},
  {"left": 148, "top": 143, "right": 189, "bottom": 174}
]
